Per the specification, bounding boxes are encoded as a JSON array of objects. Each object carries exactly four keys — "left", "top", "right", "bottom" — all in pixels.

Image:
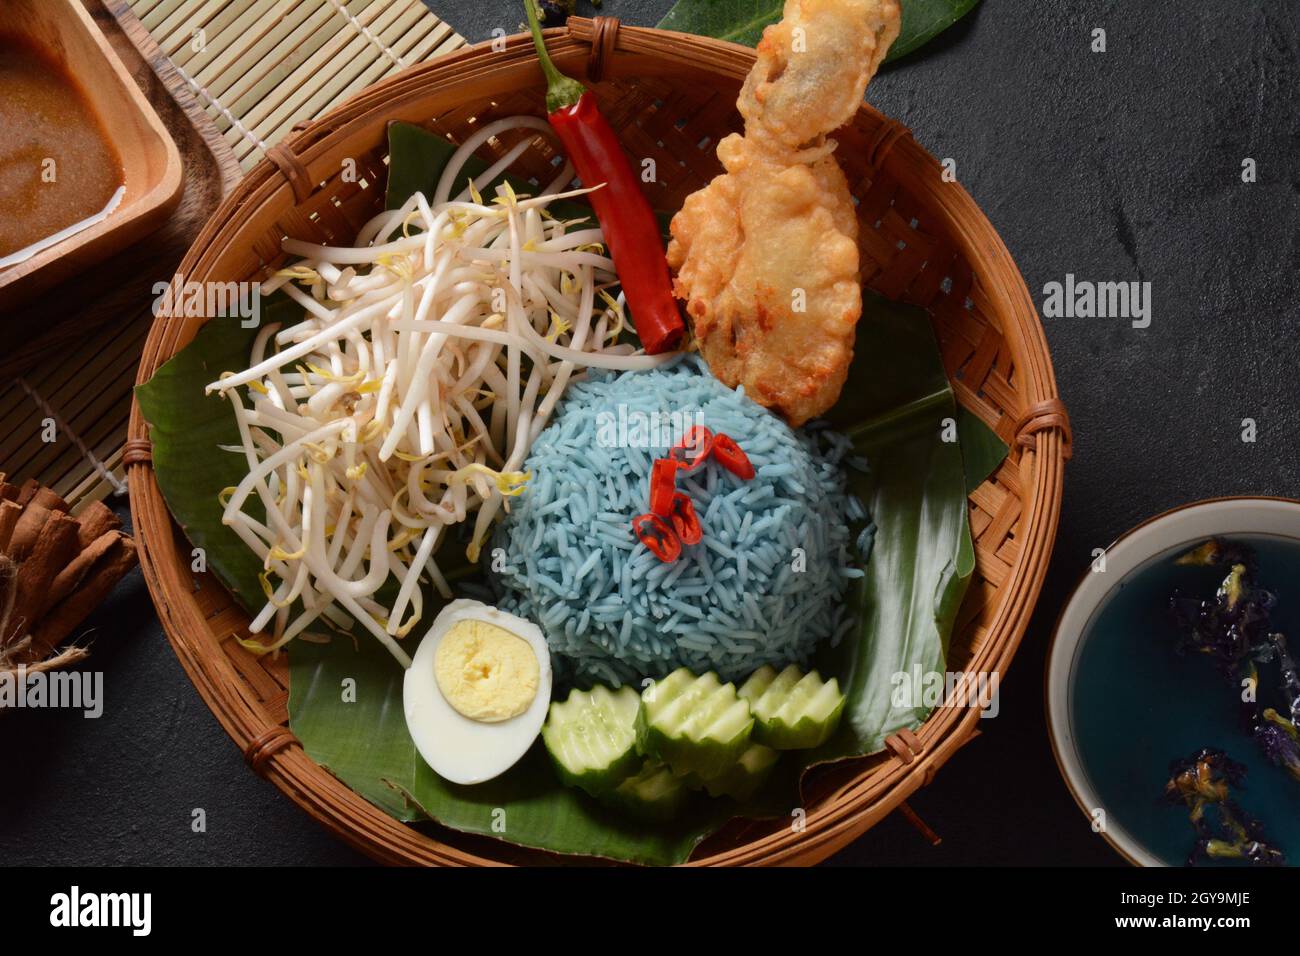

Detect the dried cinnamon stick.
[
  {"left": 74, "top": 501, "right": 121, "bottom": 551},
  {"left": 15, "top": 478, "right": 42, "bottom": 508},
  {"left": 0, "top": 500, "right": 20, "bottom": 555},
  {"left": 27, "top": 534, "right": 138, "bottom": 662},
  {"left": 0, "top": 476, "right": 140, "bottom": 668},
  {"left": 47, "top": 530, "right": 125, "bottom": 608},
  {"left": 29, "top": 487, "right": 67, "bottom": 512},
  {"left": 8, "top": 487, "right": 69, "bottom": 561},
  {"left": 8, "top": 506, "right": 50, "bottom": 561},
  {"left": 6, "top": 513, "right": 80, "bottom": 645}
]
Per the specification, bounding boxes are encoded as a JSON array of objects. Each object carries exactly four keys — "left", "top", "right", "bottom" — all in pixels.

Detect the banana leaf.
[
  {"left": 658, "top": 0, "right": 981, "bottom": 63},
  {"left": 135, "top": 312, "right": 271, "bottom": 610},
  {"left": 135, "top": 121, "right": 1004, "bottom": 865},
  {"left": 958, "top": 405, "right": 1006, "bottom": 494},
  {"left": 385, "top": 121, "right": 593, "bottom": 222},
  {"left": 289, "top": 633, "right": 743, "bottom": 863},
  {"left": 811, "top": 293, "right": 975, "bottom": 759}
]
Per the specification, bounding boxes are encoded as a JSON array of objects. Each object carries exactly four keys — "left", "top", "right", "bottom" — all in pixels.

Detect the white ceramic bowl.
[{"left": 1046, "top": 497, "right": 1300, "bottom": 866}]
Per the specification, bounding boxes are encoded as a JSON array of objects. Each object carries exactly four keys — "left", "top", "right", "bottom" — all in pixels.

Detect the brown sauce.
[{"left": 0, "top": 33, "right": 124, "bottom": 259}]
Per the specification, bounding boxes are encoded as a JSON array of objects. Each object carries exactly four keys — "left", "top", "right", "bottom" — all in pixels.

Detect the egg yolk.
[{"left": 433, "top": 619, "right": 539, "bottom": 722}]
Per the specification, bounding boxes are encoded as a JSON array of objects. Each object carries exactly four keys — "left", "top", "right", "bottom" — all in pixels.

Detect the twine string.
[
  {"left": 16, "top": 379, "right": 127, "bottom": 497},
  {"left": 326, "top": 0, "right": 406, "bottom": 70}
]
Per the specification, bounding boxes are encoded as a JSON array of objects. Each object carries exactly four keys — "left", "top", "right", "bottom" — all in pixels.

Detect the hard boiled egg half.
[{"left": 403, "top": 600, "right": 552, "bottom": 785}]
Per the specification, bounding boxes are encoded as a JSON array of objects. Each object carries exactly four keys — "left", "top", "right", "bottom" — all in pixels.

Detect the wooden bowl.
[
  {"left": 0, "top": 0, "right": 183, "bottom": 311},
  {"left": 128, "top": 18, "right": 1069, "bottom": 865}
]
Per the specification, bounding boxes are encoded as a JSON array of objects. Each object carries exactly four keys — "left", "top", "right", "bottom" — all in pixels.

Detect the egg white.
[{"left": 403, "top": 599, "right": 552, "bottom": 785}]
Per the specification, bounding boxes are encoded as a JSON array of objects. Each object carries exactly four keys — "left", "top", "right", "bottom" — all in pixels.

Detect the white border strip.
[{"left": 0, "top": 186, "right": 125, "bottom": 269}]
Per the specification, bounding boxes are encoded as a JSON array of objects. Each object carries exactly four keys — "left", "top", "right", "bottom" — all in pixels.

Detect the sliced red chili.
[
  {"left": 668, "top": 425, "right": 715, "bottom": 475},
  {"left": 712, "top": 433, "right": 756, "bottom": 480},
  {"left": 669, "top": 493, "right": 702, "bottom": 546},
  {"left": 632, "top": 513, "right": 681, "bottom": 563},
  {"left": 649, "top": 458, "right": 679, "bottom": 516}
]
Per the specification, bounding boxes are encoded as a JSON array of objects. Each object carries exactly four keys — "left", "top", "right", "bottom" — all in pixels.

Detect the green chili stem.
[{"left": 523, "top": 0, "right": 587, "bottom": 113}]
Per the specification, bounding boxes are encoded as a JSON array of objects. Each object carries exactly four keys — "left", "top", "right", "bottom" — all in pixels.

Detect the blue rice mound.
[{"left": 488, "top": 356, "right": 863, "bottom": 687}]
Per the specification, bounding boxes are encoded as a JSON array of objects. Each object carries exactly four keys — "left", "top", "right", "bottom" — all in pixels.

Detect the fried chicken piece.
[
  {"left": 669, "top": 136, "right": 861, "bottom": 425},
  {"left": 667, "top": 0, "right": 901, "bottom": 426},
  {"left": 738, "top": 0, "right": 901, "bottom": 154}
]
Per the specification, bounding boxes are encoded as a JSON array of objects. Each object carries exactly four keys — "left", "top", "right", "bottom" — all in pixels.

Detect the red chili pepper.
[
  {"left": 649, "top": 458, "right": 678, "bottom": 516},
  {"left": 667, "top": 425, "right": 715, "bottom": 475},
  {"left": 632, "top": 513, "right": 681, "bottom": 563},
  {"left": 525, "top": 3, "right": 685, "bottom": 355},
  {"left": 712, "top": 433, "right": 756, "bottom": 480},
  {"left": 669, "top": 493, "right": 702, "bottom": 546}
]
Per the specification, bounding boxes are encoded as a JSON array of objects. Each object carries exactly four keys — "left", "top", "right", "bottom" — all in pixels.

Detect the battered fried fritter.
[
  {"left": 738, "top": 0, "right": 901, "bottom": 154},
  {"left": 667, "top": 0, "right": 900, "bottom": 426},
  {"left": 669, "top": 136, "right": 861, "bottom": 425}
]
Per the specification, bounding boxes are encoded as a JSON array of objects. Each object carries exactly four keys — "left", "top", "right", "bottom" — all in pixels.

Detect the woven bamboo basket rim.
[{"left": 127, "top": 16, "right": 1068, "bottom": 866}]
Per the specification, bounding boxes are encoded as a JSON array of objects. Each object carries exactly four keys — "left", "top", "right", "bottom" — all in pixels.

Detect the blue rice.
[{"left": 487, "top": 356, "right": 865, "bottom": 687}]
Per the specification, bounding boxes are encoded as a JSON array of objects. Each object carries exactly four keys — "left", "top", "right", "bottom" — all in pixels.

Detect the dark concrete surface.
[{"left": 4, "top": 0, "right": 1299, "bottom": 866}]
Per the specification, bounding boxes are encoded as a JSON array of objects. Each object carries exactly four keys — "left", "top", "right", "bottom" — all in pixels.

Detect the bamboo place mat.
[
  {"left": 1, "top": 0, "right": 465, "bottom": 512},
  {"left": 130, "top": 0, "right": 465, "bottom": 170}
]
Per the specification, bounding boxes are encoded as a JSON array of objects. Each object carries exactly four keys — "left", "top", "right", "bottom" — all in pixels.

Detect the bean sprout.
[{"left": 208, "top": 121, "right": 677, "bottom": 666}]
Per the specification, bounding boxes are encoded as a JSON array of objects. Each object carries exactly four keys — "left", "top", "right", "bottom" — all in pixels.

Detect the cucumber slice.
[
  {"left": 693, "top": 743, "right": 780, "bottom": 802},
  {"left": 738, "top": 664, "right": 845, "bottom": 750},
  {"left": 599, "top": 760, "right": 691, "bottom": 822},
  {"left": 542, "top": 684, "right": 642, "bottom": 797},
  {"left": 636, "top": 668, "right": 753, "bottom": 777}
]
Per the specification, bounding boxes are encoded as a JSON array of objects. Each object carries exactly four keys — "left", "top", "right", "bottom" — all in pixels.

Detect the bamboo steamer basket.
[{"left": 127, "top": 18, "right": 1070, "bottom": 866}]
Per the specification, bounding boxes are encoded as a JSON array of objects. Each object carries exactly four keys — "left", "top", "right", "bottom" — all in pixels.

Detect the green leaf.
[
  {"left": 386, "top": 121, "right": 592, "bottom": 224},
  {"left": 136, "top": 123, "right": 986, "bottom": 865},
  {"left": 893, "top": 0, "right": 981, "bottom": 61},
  {"left": 135, "top": 308, "right": 291, "bottom": 611},
  {"left": 657, "top": 0, "right": 981, "bottom": 63},
  {"left": 289, "top": 633, "right": 739, "bottom": 864},
  {"left": 385, "top": 121, "right": 458, "bottom": 211},
  {"left": 811, "top": 293, "right": 976, "bottom": 758},
  {"left": 957, "top": 404, "right": 1007, "bottom": 494},
  {"left": 659, "top": 0, "right": 784, "bottom": 47}
]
